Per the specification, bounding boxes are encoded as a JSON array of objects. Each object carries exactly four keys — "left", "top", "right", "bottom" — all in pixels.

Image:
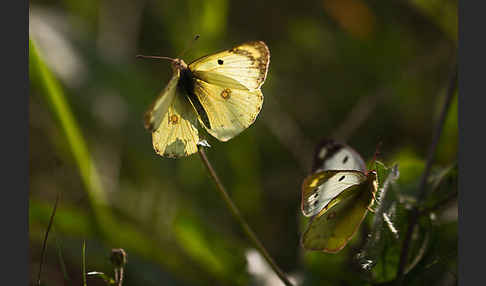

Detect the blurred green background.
[{"left": 29, "top": 0, "right": 457, "bottom": 285}]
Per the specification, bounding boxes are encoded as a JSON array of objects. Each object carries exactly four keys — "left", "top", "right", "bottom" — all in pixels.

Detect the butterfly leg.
[
  {"left": 367, "top": 196, "right": 379, "bottom": 213},
  {"left": 367, "top": 206, "right": 377, "bottom": 213},
  {"left": 371, "top": 191, "right": 381, "bottom": 206}
]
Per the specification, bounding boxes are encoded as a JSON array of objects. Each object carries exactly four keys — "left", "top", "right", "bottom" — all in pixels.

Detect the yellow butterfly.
[{"left": 141, "top": 41, "right": 270, "bottom": 158}]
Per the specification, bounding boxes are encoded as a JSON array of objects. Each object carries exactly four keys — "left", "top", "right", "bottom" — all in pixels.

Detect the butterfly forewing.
[
  {"left": 301, "top": 172, "right": 378, "bottom": 253},
  {"left": 189, "top": 41, "right": 270, "bottom": 91},
  {"left": 151, "top": 78, "right": 200, "bottom": 158},
  {"left": 301, "top": 170, "right": 367, "bottom": 217}
]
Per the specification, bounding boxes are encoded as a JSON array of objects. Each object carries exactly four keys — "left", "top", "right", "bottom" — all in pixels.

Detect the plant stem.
[
  {"left": 83, "top": 240, "right": 87, "bottom": 286},
  {"left": 55, "top": 234, "right": 71, "bottom": 281},
  {"left": 198, "top": 148, "right": 294, "bottom": 286},
  {"left": 37, "top": 192, "right": 60, "bottom": 286},
  {"left": 118, "top": 267, "right": 124, "bottom": 286},
  {"left": 395, "top": 64, "right": 457, "bottom": 285}
]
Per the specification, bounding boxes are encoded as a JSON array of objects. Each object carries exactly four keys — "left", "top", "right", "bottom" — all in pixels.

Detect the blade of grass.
[
  {"left": 54, "top": 233, "right": 71, "bottom": 281},
  {"left": 83, "top": 240, "right": 87, "bottom": 286},
  {"left": 37, "top": 192, "right": 60, "bottom": 286},
  {"left": 29, "top": 37, "right": 110, "bottom": 229},
  {"left": 198, "top": 147, "right": 294, "bottom": 286},
  {"left": 87, "top": 272, "right": 115, "bottom": 285}
]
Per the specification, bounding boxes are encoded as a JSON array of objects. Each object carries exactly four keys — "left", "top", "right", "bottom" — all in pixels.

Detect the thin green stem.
[
  {"left": 395, "top": 64, "right": 457, "bottom": 285},
  {"left": 198, "top": 148, "right": 294, "bottom": 286},
  {"left": 55, "top": 233, "right": 71, "bottom": 281},
  {"left": 37, "top": 192, "right": 60, "bottom": 286},
  {"left": 83, "top": 240, "right": 87, "bottom": 286}
]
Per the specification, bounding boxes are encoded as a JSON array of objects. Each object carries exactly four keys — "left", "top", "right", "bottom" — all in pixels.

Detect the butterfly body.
[
  {"left": 300, "top": 139, "right": 379, "bottom": 253},
  {"left": 177, "top": 64, "right": 212, "bottom": 129},
  {"left": 143, "top": 41, "right": 270, "bottom": 158}
]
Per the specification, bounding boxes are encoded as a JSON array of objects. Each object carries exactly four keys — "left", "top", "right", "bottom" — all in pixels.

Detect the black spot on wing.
[
  {"left": 217, "top": 59, "right": 224, "bottom": 65},
  {"left": 311, "top": 139, "right": 346, "bottom": 172},
  {"left": 338, "top": 176, "right": 345, "bottom": 182},
  {"left": 343, "top": 156, "right": 349, "bottom": 164}
]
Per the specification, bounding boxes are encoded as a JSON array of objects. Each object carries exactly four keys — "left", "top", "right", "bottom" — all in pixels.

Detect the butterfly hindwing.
[
  {"left": 301, "top": 172, "right": 378, "bottom": 253},
  {"left": 301, "top": 170, "right": 367, "bottom": 217},
  {"left": 144, "top": 69, "right": 180, "bottom": 132},
  {"left": 192, "top": 78, "right": 263, "bottom": 141},
  {"left": 189, "top": 41, "right": 270, "bottom": 91},
  {"left": 148, "top": 69, "right": 200, "bottom": 158}
]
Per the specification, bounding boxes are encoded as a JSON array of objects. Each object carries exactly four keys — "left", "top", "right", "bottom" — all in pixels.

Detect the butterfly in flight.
[
  {"left": 301, "top": 139, "right": 378, "bottom": 253},
  {"left": 140, "top": 41, "right": 270, "bottom": 158}
]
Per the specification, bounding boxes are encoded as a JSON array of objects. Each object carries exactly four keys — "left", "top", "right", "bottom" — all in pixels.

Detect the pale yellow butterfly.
[{"left": 141, "top": 41, "right": 270, "bottom": 158}]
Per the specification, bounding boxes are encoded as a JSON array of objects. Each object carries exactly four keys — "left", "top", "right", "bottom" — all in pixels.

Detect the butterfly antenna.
[
  {"left": 135, "top": 54, "right": 177, "bottom": 62},
  {"left": 177, "top": 34, "right": 200, "bottom": 58},
  {"left": 369, "top": 141, "right": 383, "bottom": 170}
]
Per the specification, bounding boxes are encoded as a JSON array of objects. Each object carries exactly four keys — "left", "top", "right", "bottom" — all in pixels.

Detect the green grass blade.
[
  {"left": 83, "top": 240, "right": 87, "bottom": 286},
  {"left": 54, "top": 234, "right": 71, "bottom": 281},
  {"left": 29, "top": 37, "right": 107, "bottom": 208},
  {"left": 37, "top": 192, "right": 60, "bottom": 286}
]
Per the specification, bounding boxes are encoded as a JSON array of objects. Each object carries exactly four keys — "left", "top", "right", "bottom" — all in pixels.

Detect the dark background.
[{"left": 29, "top": 0, "right": 457, "bottom": 285}]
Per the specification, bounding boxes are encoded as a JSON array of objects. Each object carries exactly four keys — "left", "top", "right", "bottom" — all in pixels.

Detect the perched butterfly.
[
  {"left": 301, "top": 139, "right": 378, "bottom": 253},
  {"left": 141, "top": 41, "right": 270, "bottom": 158}
]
